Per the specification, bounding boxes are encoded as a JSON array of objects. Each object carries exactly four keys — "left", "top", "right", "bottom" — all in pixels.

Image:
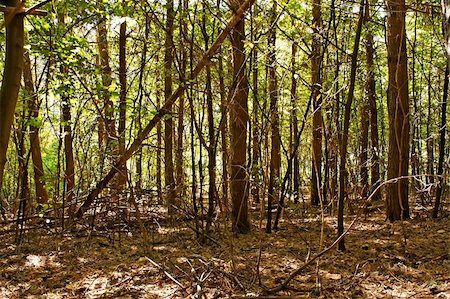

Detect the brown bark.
[
  {"left": 175, "top": 0, "right": 188, "bottom": 197},
  {"left": 74, "top": 0, "right": 256, "bottom": 219},
  {"left": 58, "top": 13, "right": 76, "bottom": 218},
  {"left": 118, "top": 10, "right": 128, "bottom": 188},
  {"left": 0, "top": 1, "right": 24, "bottom": 211},
  {"left": 311, "top": 0, "right": 323, "bottom": 207},
  {"left": 230, "top": 0, "right": 251, "bottom": 233},
  {"left": 96, "top": 0, "right": 115, "bottom": 146},
  {"left": 250, "top": 4, "right": 260, "bottom": 206},
  {"left": 164, "top": 0, "right": 177, "bottom": 213},
  {"left": 266, "top": 2, "right": 280, "bottom": 234},
  {"left": 386, "top": 0, "right": 410, "bottom": 221},
  {"left": 23, "top": 50, "right": 48, "bottom": 204},
  {"left": 291, "top": 41, "right": 300, "bottom": 204},
  {"left": 365, "top": 0, "right": 380, "bottom": 201},
  {"left": 218, "top": 50, "right": 229, "bottom": 212},
  {"left": 337, "top": 0, "right": 365, "bottom": 251},
  {"left": 433, "top": 2, "right": 450, "bottom": 218}
]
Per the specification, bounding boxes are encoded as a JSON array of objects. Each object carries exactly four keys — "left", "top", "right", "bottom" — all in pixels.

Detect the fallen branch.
[
  {"left": 146, "top": 257, "right": 186, "bottom": 289},
  {"left": 74, "top": 0, "right": 256, "bottom": 219}
]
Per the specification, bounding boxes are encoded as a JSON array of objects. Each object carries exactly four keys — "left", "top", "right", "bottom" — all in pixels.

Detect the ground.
[{"left": 0, "top": 200, "right": 449, "bottom": 298}]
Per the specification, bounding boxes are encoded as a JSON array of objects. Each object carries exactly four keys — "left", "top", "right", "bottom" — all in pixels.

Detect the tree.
[
  {"left": 311, "top": 0, "right": 323, "bottom": 207},
  {"left": 230, "top": 0, "right": 251, "bottom": 233},
  {"left": 23, "top": 49, "right": 48, "bottom": 205},
  {"left": 0, "top": 0, "right": 24, "bottom": 214},
  {"left": 164, "top": 0, "right": 177, "bottom": 213},
  {"left": 266, "top": 1, "right": 280, "bottom": 233},
  {"left": 385, "top": 0, "right": 410, "bottom": 221},
  {"left": 433, "top": 0, "right": 450, "bottom": 218}
]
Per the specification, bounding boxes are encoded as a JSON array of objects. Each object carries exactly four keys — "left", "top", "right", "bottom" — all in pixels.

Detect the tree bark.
[
  {"left": 118, "top": 6, "right": 128, "bottom": 188},
  {"left": 311, "top": 0, "right": 323, "bottom": 207},
  {"left": 0, "top": 1, "right": 24, "bottom": 210},
  {"left": 365, "top": 0, "right": 380, "bottom": 201},
  {"left": 230, "top": 0, "right": 251, "bottom": 233},
  {"left": 433, "top": 1, "right": 450, "bottom": 218},
  {"left": 337, "top": 0, "right": 365, "bottom": 251},
  {"left": 266, "top": 2, "right": 280, "bottom": 233},
  {"left": 23, "top": 49, "right": 49, "bottom": 205},
  {"left": 164, "top": 0, "right": 177, "bottom": 213},
  {"left": 386, "top": 0, "right": 410, "bottom": 221}
]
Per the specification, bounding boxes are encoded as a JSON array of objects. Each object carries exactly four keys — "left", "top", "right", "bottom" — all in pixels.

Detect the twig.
[{"left": 146, "top": 256, "right": 186, "bottom": 289}]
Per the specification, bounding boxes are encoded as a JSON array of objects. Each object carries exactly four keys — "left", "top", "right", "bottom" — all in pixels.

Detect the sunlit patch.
[
  {"left": 142, "top": 283, "right": 179, "bottom": 298},
  {"left": 25, "top": 255, "right": 44, "bottom": 268}
]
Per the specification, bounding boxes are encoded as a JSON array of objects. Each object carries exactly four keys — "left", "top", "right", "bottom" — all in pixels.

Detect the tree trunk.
[
  {"left": 164, "top": 0, "right": 177, "bottom": 213},
  {"left": 230, "top": 0, "right": 251, "bottom": 233},
  {"left": 23, "top": 49, "right": 49, "bottom": 205},
  {"left": 433, "top": 1, "right": 450, "bottom": 218},
  {"left": 57, "top": 13, "right": 76, "bottom": 218},
  {"left": 365, "top": 0, "right": 380, "bottom": 201},
  {"left": 337, "top": 0, "right": 365, "bottom": 251},
  {"left": 0, "top": 1, "right": 24, "bottom": 209},
  {"left": 386, "top": 0, "right": 410, "bottom": 221},
  {"left": 118, "top": 11, "right": 128, "bottom": 189},
  {"left": 291, "top": 41, "right": 300, "bottom": 204},
  {"left": 311, "top": 0, "right": 323, "bottom": 207},
  {"left": 266, "top": 2, "right": 280, "bottom": 234}
]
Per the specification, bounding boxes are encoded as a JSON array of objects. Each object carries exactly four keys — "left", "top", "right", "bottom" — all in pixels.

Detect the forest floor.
[{"left": 0, "top": 198, "right": 449, "bottom": 299}]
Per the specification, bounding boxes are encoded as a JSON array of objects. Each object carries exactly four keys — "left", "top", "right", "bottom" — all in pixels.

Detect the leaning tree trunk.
[
  {"left": 0, "top": 1, "right": 24, "bottom": 209},
  {"left": 386, "top": 0, "right": 410, "bottom": 221}
]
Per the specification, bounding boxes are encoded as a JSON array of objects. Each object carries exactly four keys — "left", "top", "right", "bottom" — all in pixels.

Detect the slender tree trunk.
[
  {"left": 96, "top": 0, "right": 115, "bottom": 148},
  {"left": 291, "top": 41, "right": 300, "bottom": 204},
  {"left": 23, "top": 50, "right": 49, "bottom": 205},
  {"left": 136, "top": 15, "right": 150, "bottom": 196},
  {"left": 57, "top": 13, "right": 76, "bottom": 218},
  {"left": 386, "top": 0, "right": 410, "bottom": 221},
  {"left": 311, "top": 0, "right": 323, "bottom": 207},
  {"left": 433, "top": 1, "right": 450, "bottom": 218},
  {"left": 230, "top": 0, "right": 251, "bottom": 233},
  {"left": 337, "top": 0, "right": 365, "bottom": 251},
  {"left": 156, "top": 50, "right": 163, "bottom": 204},
  {"left": 118, "top": 8, "right": 128, "bottom": 188},
  {"left": 365, "top": 0, "right": 380, "bottom": 201},
  {"left": 164, "top": 0, "right": 177, "bottom": 213},
  {"left": 0, "top": 1, "right": 24, "bottom": 210},
  {"left": 175, "top": 0, "right": 188, "bottom": 197},
  {"left": 201, "top": 10, "right": 217, "bottom": 230},
  {"left": 251, "top": 4, "right": 260, "bottom": 205},
  {"left": 266, "top": 2, "right": 280, "bottom": 233},
  {"left": 426, "top": 42, "right": 435, "bottom": 184},
  {"left": 218, "top": 50, "right": 229, "bottom": 212}
]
